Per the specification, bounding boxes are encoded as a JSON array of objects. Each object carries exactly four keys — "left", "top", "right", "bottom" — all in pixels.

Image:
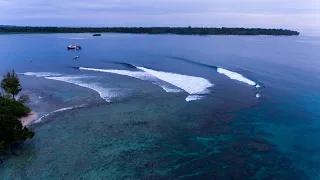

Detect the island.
[{"left": 0, "top": 26, "right": 299, "bottom": 36}]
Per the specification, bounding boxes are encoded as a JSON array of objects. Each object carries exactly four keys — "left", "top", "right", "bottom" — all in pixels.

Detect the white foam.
[
  {"left": 45, "top": 76, "right": 117, "bottom": 102},
  {"left": 53, "top": 106, "right": 78, "bottom": 113},
  {"left": 34, "top": 105, "right": 86, "bottom": 124},
  {"left": 21, "top": 72, "right": 116, "bottom": 102},
  {"left": 80, "top": 66, "right": 213, "bottom": 102},
  {"left": 256, "top": 94, "right": 261, "bottom": 99},
  {"left": 185, "top": 95, "right": 204, "bottom": 102},
  {"left": 79, "top": 67, "right": 182, "bottom": 93},
  {"left": 80, "top": 67, "right": 154, "bottom": 81},
  {"left": 19, "top": 72, "right": 62, "bottom": 77},
  {"left": 137, "top": 67, "right": 214, "bottom": 95},
  {"left": 34, "top": 113, "right": 50, "bottom": 123},
  {"left": 157, "top": 84, "right": 182, "bottom": 93},
  {"left": 217, "top": 68, "right": 259, "bottom": 87}
]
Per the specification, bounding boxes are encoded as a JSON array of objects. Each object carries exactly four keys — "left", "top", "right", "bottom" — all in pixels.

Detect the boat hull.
[{"left": 67, "top": 46, "right": 81, "bottom": 50}]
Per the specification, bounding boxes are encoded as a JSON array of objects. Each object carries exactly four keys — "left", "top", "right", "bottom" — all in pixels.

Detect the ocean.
[{"left": 0, "top": 33, "right": 319, "bottom": 179}]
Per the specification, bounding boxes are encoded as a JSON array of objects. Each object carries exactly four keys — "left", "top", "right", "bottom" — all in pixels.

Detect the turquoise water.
[{"left": 0, "top": 34, "right": 320, "bottom": 179}]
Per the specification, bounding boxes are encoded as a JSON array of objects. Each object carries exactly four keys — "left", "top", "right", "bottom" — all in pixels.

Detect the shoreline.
[{"left": 19, "top": 112, "right": 38, "bottom": 127}]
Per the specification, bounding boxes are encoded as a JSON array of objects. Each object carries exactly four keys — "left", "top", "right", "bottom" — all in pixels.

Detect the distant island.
[
  {"left": 0, "top": 26, "right": 300, "bottom": 36},
  {"left": 92, "top": 33, "right": 102, "bottom": 36}
]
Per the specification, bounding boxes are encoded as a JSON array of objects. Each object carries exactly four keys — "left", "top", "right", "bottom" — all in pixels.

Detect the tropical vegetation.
[
  {"left": 0, "top": 26, "right": 300, "bottom": 36},
  {"left": 0, "top": 70, "right": 35, "bottom": 158}
]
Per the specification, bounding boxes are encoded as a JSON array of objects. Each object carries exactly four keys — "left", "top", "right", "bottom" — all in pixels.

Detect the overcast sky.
[{"left": 0, "top": 0, "right": 319, "bottom": 34}]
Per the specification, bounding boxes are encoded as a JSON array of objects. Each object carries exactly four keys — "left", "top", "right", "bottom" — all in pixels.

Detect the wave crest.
[
  {"left": 137, "top": 66, "right": 213, "bottom": 95},
  {"left": 45, "top": 76, "right": 117, "bottom": 102},
  {"left": 34, "top": 105, "right": 86, "bottom": 124},
  {"left": 217, "top": 68, "right": 259, "bottom": 87},
  {"left": 18, "top": 72, "right": 62, "bottom": 77},
  {"left": 79, "top": 67, "right": 182, "bottom": 93},
  {"left": 80, "top": 66, "right": 214, "bottom": 102},
  {"left": 20, "top": 72, "right": 118, "bottom": 102},
  {"left": 185, "top": 95, "right": 204, "bottom": 102}
]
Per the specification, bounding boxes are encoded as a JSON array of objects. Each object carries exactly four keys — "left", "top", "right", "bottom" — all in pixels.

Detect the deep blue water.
[{"left": 0, "top": 34, "right": 320, "bottom": 179}]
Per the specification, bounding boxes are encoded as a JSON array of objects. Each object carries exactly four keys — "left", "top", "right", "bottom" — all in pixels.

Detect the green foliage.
[
  {"left": 0, "top": 26, "right": 300, "bottom": 36},
  {"left": 18, "top": 94, "right": 30, "bottom": 104},
  {"left": 1, "top": 70, "right": 22, "bottom": 99},
  {"left": 0, "top": 97, "right": 31, "bottom": 117},
  {"left": 0, "top": 111, "right": 35, "bottom": 153},
  {"left": 0, "top": 71, "right": 34, "bottom": 154}
]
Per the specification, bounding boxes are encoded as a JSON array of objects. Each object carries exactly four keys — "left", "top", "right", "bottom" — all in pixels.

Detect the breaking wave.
[
  {"left": 78, "top": 67, "right": 182, "bottom": 93},
  {"left": 44, "top": 76, "right": 117, "bottom": 102},
  {"left": 34, "top": 105, "right": 86, "bottom": 124},
  {"left": 20, "top": 63, "right": 260, "bottom": 102},
  {"left": 18, "top": 72, "right": 62, "bottom": 77},
  {"left": 158, "top": 85, "right": 182, "bottom": 93},
  {"left": 136, "top": 66, "right": 213, "bottom": 95},
  {"left": 168, "top": 56, "right": 261, "bottom": 88},
  {"left": 217, "top": 68, "right": 260, "bottom": 88},
  {"left": 20, "top": 72, "right": 118, "bottom": 102},
  {"left": 185, "top": 95, "right": 204, "bottom": 102},
  {"left": 79, "top": 66, "right": 213, "bottom": 102}
]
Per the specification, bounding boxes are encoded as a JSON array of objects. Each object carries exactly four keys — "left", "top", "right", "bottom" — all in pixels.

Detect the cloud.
[{"left": 0, "top": 0, "right": 319, "bottom": 33}]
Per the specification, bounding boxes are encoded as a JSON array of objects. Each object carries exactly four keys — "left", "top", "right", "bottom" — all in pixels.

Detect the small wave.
[
  {"left": 34, "top": 113, "right": 50, "bottom": 123},
  {"left": 168, "top": 56, "right": 218, "bottom": 70},
  {"left": 45, "top": 76, "right": 117, "bottom": 102},
  {"left": 217, "top": 68, "right": 259, "bottom": 87},
  {"left": 79, "top": 67, "right": 182, "bottom": 93},
  {"left": 137, "top": 66, "right": 214, "bottom": 95},
  {"left": 18, "top": 72, "right": 62, "bottom": 77},
  {"left": 185, "top": 95, "right": 204, "bottom": 102},
  {"left": 34, "top": 105, "right": 86, "bottom": 124},
  {"left": 105, "top": 61, "right": 137, "bottom": 69}
]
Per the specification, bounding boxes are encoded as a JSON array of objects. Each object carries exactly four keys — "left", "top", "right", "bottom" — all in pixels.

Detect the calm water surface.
[{"left": 0, "top": 34, "right": 320, "bottom": 179}]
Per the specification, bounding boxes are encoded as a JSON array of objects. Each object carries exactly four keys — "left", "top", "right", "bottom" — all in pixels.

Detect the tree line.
[
  {"left": 0, "top": 26, "right": 300, "bottom": 36},
  {"left": 0, "top": 70, "right": 35, "bottom": 161}
]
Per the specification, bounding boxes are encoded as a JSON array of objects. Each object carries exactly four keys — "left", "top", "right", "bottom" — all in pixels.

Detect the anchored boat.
[{"left": 67, "top": 45, "right": 81, "bottom": 50}]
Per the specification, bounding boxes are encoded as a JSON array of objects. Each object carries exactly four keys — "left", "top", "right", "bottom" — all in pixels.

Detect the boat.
[
  {"left": 67, "top": 45, "right": 81, "bottom": 50},
  {"left": 73, "top": 56, "right": 80, "bottom": 59},
  {"left": 92, "top": 33, "right": 102, "bottom": 36}
]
